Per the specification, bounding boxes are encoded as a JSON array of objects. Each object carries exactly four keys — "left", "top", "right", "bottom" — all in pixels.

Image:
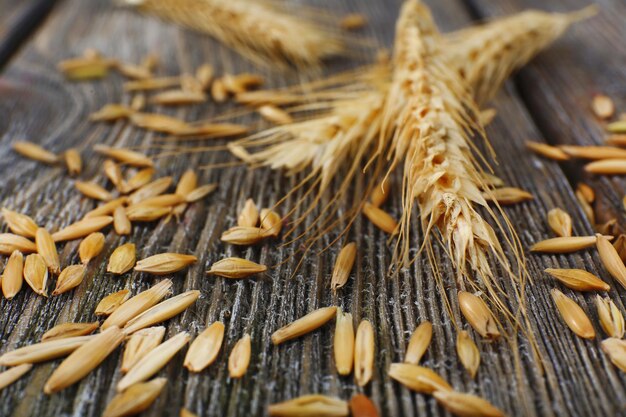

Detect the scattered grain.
[
  {"left": 260, "top": 209, "right": 282, "bottom": 236},
  {"left": 601, "top": 338, "right": 626, "bottom": 372},
  {"left": 330, "top": 242, "right": 356, "bottom": 291},
  {"left": 272, "top": 306, "right": 337, "bottom": 345},
  {"left": 0, "top": 335, "right": 95, "bottom": 366},
  {"left": 591, "top": 94, "right": 615, "bottom": 119},
  {"left": 0, "top": 364, "right": 32, "bottom": 390},
  {"left": 484, "top": 187, "right": 533, "bottom": 205},
  {"left": 387, "top": 363, "right": 452, "bottom": 394},
  {"left": 103, "top": 378, "right": 166, "bottom": 417},
  {"left": 268, "top": 395, "right": 349, "bottom": 417},
  {"left": 525, "top": 141, "right": 569, "bottom": 160},
  {"left": 52, "top": 216, "right": 113, "bottom": 242},
  {"left": 0, "top": 233, "right": 36, "bottom": 255},
  {"left": 354, "top": 320, "right": 374, "bottom": 387},
  {"left": 334, "top": 308, "right": 354, "bottom": 376},
  {"left": 117, "top": 332, "right": 189, "bottom": 392},
  {"left": 41, "top": 322, "right": 99, "bottom": 342},
  {"left": 35, "top": 228, "right": 60, "bottom": 275},
  {"left": 96, "top": 289, "right": 131, "bottom": 316},
  {"left": 433, "top": 390, "right": 504, "bottom": 417},
  {"left": 362, "top": 203, "right": 397, "bottom": 234},
  {"left": 12, "top": 141, "right": 58, "bottom": 164},
  {"left": 544, "top": 268, "right": 610, "bottom": 292},
  {"left": 23, "top": 253, "right": 48, "bottom": 296},
  {"left": 547, "top": 208, "right": 572, "bottom": 237},
  {"left": 349, "top": 394, "right": 378, "bottom": 417},
  {"left": 134, "top": 253, "right": 197, "bottom": 275},
  {"left": 228, "top": 334, "right": 251, "bottom": 378},
  {"left": 1, "top": 208, "right": 38, "bottom": 238},
  {"left": 107, "top": 243, "right": 136, "bottom": 275},
  {"left": 550, "top": 288, "right": 595, "bottom": 339},
  {"left": 44, "top": 326, "right": 124, "bottom": 394},
  {"left": 530, "top": 235, "right": 605, "bottom": 253},
  {"left": 340, "top": 13, "right": 367, "bottom": 30},
  {"left": 458, "top": 292, "right": 500, "bottom": 340},
  {"left": 207, "top": 257, "right": 267, "bottom": 279},
  {"left": 53, "top": 264, "right": 86, "bottom": 295},
  {"left": 404, "top": 321, "right": 432, "bottom": 365},
  {"left": 113, "top": 206, "right": 132, "bottom": 235},
  {"left": 78, "top": 232, "right": 105, "bottom": 265},
  {"left": 122, "top": 326, "right": 166, "bottom": 373},
  {"left": 124, "top": 290, "right": 200, "bottom": 334},
  {"left": 258, "top": 105, "right": 293, "bottom": 125},
  {"left": 75, "top": 180, "right": 114, "bottom": 201},
  {"left": 185, "top": 183, "right": 217, "bottom": 202},
  {"left": 184, "top": 321, "right": 225, "bottom": 372},
  {"left": 102, "top": 279, "right": 172, "bottom": 330},
  {"left": 1, "top": 250, "right": 23, "bottom": 299},
  {"left": 456, "top": 331, "right": 480, "bottom": 378},
  {"left": 596, "top": 295, "right": 625, "bottom": 338},
  {"left": 220, "top": 226, "right": 268, "bottom": 245}
]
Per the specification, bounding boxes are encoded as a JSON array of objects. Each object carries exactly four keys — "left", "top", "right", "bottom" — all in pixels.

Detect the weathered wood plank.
[
  {"left": 0, "top": 0, "right": 623, "bottom": 416},
  {"left": 0, "top": 0, "right": 57, "bottom": 68}
]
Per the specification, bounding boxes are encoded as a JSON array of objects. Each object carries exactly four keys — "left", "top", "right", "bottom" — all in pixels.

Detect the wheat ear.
[
  {"left": 121, "top": 0, "right": 344, "bottom": 68},
  {"left": 445, "top": 6, "right": 597, "bottom": 104}
]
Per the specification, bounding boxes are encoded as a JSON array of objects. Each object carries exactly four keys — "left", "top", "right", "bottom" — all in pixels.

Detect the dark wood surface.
[{"left": 0, "top": 0, "right": 624, "bottom": 416}]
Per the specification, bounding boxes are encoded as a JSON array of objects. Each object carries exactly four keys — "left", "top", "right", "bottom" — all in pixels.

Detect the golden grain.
[
  {"left": 103, "top": 377, "right": 166, "bottom": 417},
  {"left": 78, "top": 232, "right": 105, "bottom": 264},
  {"left": 2, "top": 250, "right": 23, "bottom": 299},
  {"left": 530, "top": 236, "right": 604, "bottom": 253},
  {"left": 237, "top": 199, "right": 259, "bottom": 227},
  {"left": 175, "top": 169, "right": 197, "bottom": 197},
  {"left": 185, "top": 183, "right": 217, "bottom": 202},
  {"left": 113, "top": 206, "right": 132, "bottom": 235},
  {"left": 207, "top": 257, "right": 267, "bottom": 279},
  {"left": 184, "top": 321, "right": 225, "bottom": 372},
  {"left": 404, "top": 321, "right": 432, "bottom": 365},
  {"left": 595, "top": 295, "right": 624, "bottom": 338},
  {"left": 131, "top": 93, "right": 146, "bottom": 111},
  {"left": 35, "top": 228, "right": 60, "bottom": 275},
  {"left": 576, "top": 183, "right": 595, "bottom": 203},
  {"left": 134, "top": 253, "right": 197, "bottom": 275},
  {"left": 258, "top": 105, "right": 293, "bottom": 125},
  {"left": 130, "top": 112, "right": 191, "bottom": 134},
  {"left": 458, "top": 292, "right": 500, "bottom": 340},
  {"left": 331, "top": 242, "right": 356, "bottom": 291},
  {"left": 591, "top": 94, "right": 615, "bottom": 119},
  {"left": 433, "top": 390, "right": 504, "bottom": 417},
  {"left": 596, "top": 233, "right": 626, "bottom": 289},
  {"left": 0, "top": 364, "right": 32, "bottom": 390},
  {"left": 41, "top": 322, "right": 99, "bottom": 342},
  {"left": 125, "top": 168, "right": 156, "bottom": 193},
  {"left": 1, "top": 208, "right": 38, "bottom": 238},
  {"left": 84, "top": 197, "right": 127, "bottom": 218},
  {"left": 128, "top": 177, "right": 173, "bottom": 205},
  {"left": 547, "top": 208, "right": 572, "bottom": 237},
  {"left": 550, "top": 288, "right": 595, "bottom": 339},
  {"left": 349, "top": 394, "right": 378, "bottom": 417},
  {"left": 117, "top": 331, "right": 190, "bottom": 392},
  {"left": 52, "top": 216, "right": 113, "bottom": 242},
  {"left": 23, "top": 253, "right": 48, "bottom": 296},
  {"left": 124, "top": 76, "right": 180, "bottom": 91},
  {"left": 340, "top": 13, "right": 367, "bottom": 30},
  {"left": 354, "top": 320, "right": 374, "bottom": 387},
  {"left": 585, "top": 159, "right": 626, "bottom": 175},
  {"left": 456, "top": 331, "right": 480, "bottom": 379},
  {"left": 479, "top": 108, "right": 497, "bottom": 126},
  {"left": 525, "top": 141, "right": 569, "bottom": 161},
  {"left": 44, "top": 326, "right": 125, "bottom": 394},
  {"left": 0, "top": 233, "right": 36, "bottom": 255},
  {"left": 104, "top": 159, "right": 124, "bottom": 191},
  {"left": 220, "top": 226, "right": 268, "bottom": 245},
  {"left": 228, "top": 334, "right": 251, "bottom": 378},
  {"left": 126, "top": 205, "right": 171, "bottom": 222},
  {"left": 75, "top": 180, "right": 114, "bottom": 201},
  {"left": 96, "top": 289, "right": 131, "bottom": 316},
  {"left": 58, "top": 57, "right": 111, "bottom": 80},
  {"left": 606, "top": 134, "right": 626, "bottom": 147},
  {"left": 130, "top": 193, "right": 185, "bottom": 208},
  {"left": 196, "top": 64, "right": 214, "bottom": 90},
  {"left": 89, "top": 104, "right": 134, "bottom": 121},
  {"left": 334, "top": 308, "right": 354, "bottom": 376},
  {"left": 0, "top": 335, "right": 95, "bottom": 366},
  {"left": 180, "top": 408, "right": 198, "bottom": 417},
  {"left": 544, "top": 268, "right": 610, "bottom": 292},
  {"left": 268, "top": 395, "right": 349, "bottom": 417},
  {"left": 387, "top": 363, "right": 452, "bottom": 394},
  {"left": 370, "top": 180, "right": 391, "bottom": 207},
  {"left": 260, "top": 209, "right": 282, "bottom": 237},
  {"left": 484, "top": 187, "right": 533, "bottom": 205},
  {"left": 362, "top": 203, "right": 397, "bottom": 234},
  {"left": 601, "top": 338, "right": 626, "bottom": 372},
  {"left": 115, "top": 62, "right": 152, "bottom": 79},
  {"left": 12, "top": 141, "right": 58, "bottom": 164},
  {"left": 614, "top": 234, "right": 626, "bottom": 263},
  {"left": 562, "top": 145, "right": 626, "bottom": 160},
  {"left": 122, "top": 326, "right": 166, "bottom": 373},
  {"left": 272, "top": 306, "right": 337, "bottom": 345},
  {"left": 102, "top": 279, "right": 173, "bottom": 330},
  {"left": 211, "top": 78, "right": 228, "bottom": 102},
  {"left": 107, "top": 243, "right": 136, "bottom": 275},
  {"left": 124, "top": 290, "right": 200, "bottom": 334},
  {"left": 151, "top": 89, "right": 206, "bottom": 105},
  {"left": 53, "top": 264, "right": 86, "bottom": 295}
]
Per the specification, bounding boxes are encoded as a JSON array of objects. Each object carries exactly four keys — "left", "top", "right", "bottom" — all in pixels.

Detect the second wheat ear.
[{"left": 122, "top": 0, "right": 344, "bottom": 69}]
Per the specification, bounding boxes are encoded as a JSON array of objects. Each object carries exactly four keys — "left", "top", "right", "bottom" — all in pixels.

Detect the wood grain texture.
[{"left": 0, "top": 0, "right": 624, "bottom": 416}]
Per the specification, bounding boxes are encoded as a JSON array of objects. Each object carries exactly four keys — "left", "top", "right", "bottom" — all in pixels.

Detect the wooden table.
[{"left": 0, "top": 0, "right": 624, "bottom": 416}]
